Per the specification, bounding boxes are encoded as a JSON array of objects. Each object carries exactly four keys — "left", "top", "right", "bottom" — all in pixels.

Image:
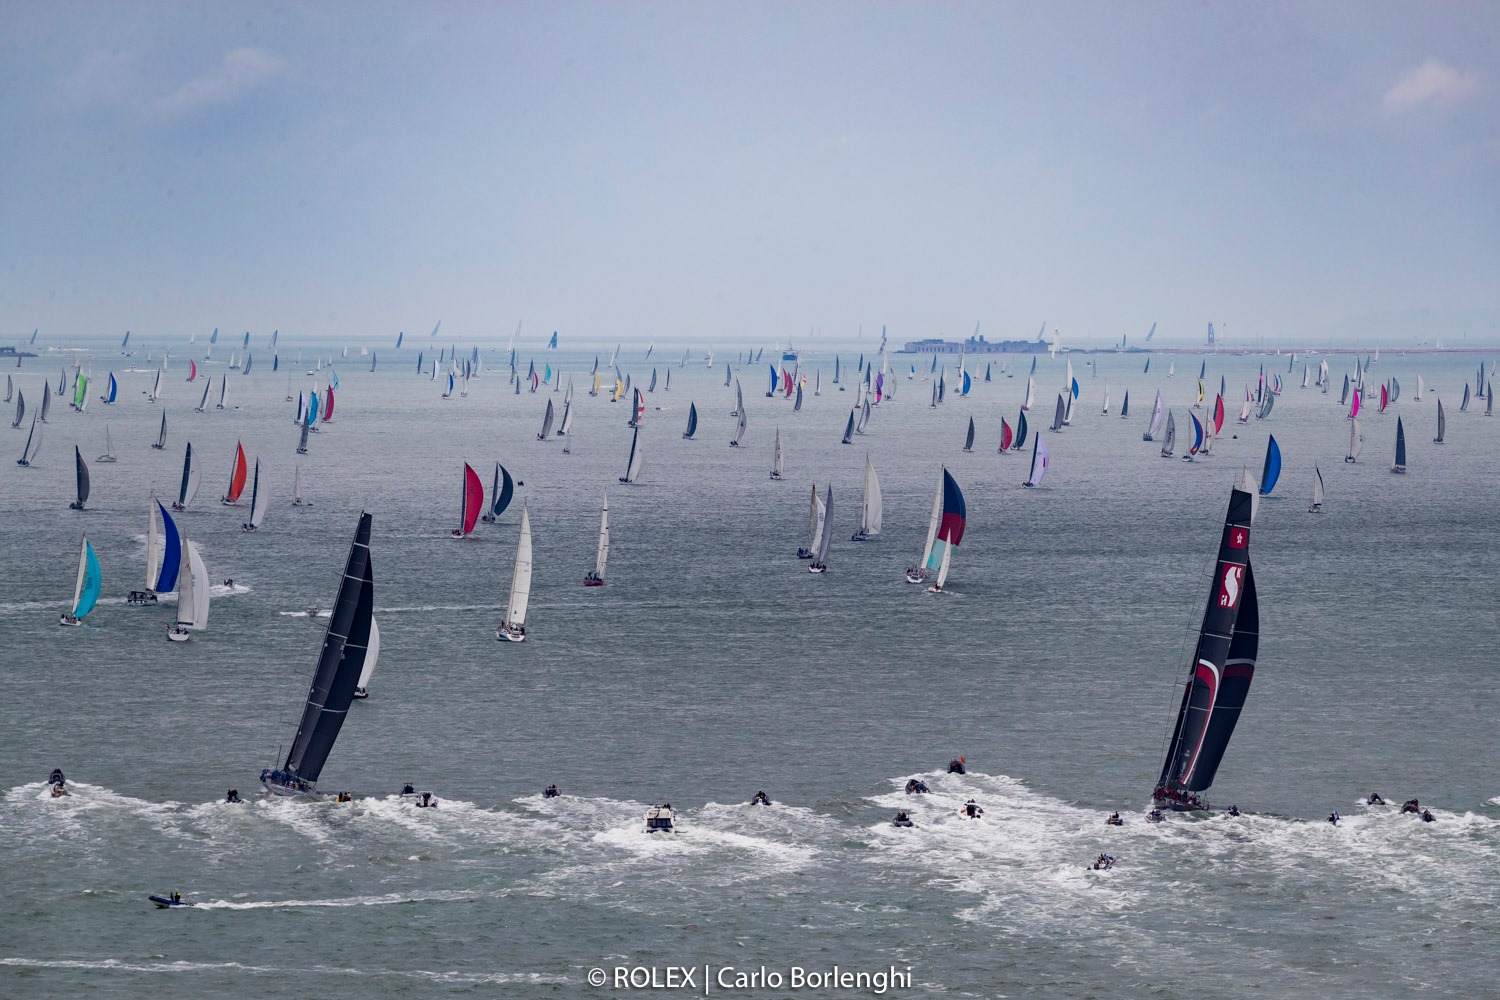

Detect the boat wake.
[{"left": 0, "top": 956, "right": 566, "bottom": 985}]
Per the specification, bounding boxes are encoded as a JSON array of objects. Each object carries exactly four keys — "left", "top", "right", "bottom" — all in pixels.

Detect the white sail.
[
  {"left": 293, "top": 465, "right": 304, "bottom": 504},
  {"left": 355, "top": 617, "right": 380, "bottom": 694},
  {"left": 181, "top": 446, "right": 202, "bottom": 507},
  {"left": 176, "top": 540, "right": 210, "bottom": 630},
  {"left": 1348, "top": 417, "right": 1364, "bottom": 460},
  {"left": 810, "top": 494, "right": 828, "bottom": 558},
  {"left": 1415, "top": 374, "right": 1424, "bottom": 401},
  {"left": 1146, "top": 390, "right": 1166, "bottom": 437},
  {"left": 933, "top": 539, "right": 953, "bottom": 590},
  {"left": 594, "top": 494, "right": 610, "bottom": 579},
  {"left": 1023, "top": 375, "right": 1035, "bottom": 410},
  {"left": 771, "top": 428, "right": 784, "bottom": 478},
  {"left": 861, "top": 455, "right": 883, "bottom": 535},
  {"left": 813, "top": 486, "right": 834, "bottom": 565},
  {"left": 1312, "top": 466, "right": 1325, "bottom": 507},
  {"left": 146, "top": 503, "right": 161, "bottom": 590},
  {"left": 623, "top": 427, "right": 644, "bottom": 482},
  {"left": 506, "top": 506, "right": 533, "bottom": 628},
  {"left": 248, "top": 460, "right": 269, "bottom": 528},
  {"left": 918, "top": 478, "right": 941, "bottom": 568}
]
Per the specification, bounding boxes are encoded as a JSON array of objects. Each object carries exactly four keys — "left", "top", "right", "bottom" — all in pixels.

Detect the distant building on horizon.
[{"left": 898, "top": 334, "right": 1047, "bottom": 355}]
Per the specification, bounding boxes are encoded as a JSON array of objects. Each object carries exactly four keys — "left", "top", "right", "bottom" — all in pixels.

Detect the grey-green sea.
[{"left": 2, "top": 337, "right": 1497, "bottom": 998}]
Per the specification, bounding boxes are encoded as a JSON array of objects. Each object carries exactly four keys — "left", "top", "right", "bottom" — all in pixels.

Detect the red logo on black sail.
[
  {"left": 1228, "top": 527, "right": 1248, "bottom": 550},
  {"left": 1218, "top": 564, "right": 1244, "bottom": 608}
]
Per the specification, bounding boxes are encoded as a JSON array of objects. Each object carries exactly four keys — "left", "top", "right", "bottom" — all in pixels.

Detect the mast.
[{"left": 281, "top": 512, "right": 374, "bottom": 785}]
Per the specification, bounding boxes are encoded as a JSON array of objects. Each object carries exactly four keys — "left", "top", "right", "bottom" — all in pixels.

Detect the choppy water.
[{"left": 2, "top": 341, "right": 1497, "bottom": 998}]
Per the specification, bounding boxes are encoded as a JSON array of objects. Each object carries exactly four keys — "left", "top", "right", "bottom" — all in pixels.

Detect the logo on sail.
[
  {"left": 1228, "top": 527, "right": 1248, "bottom": 549},
  {"left": 1218, "top": 564, "right": 1244, "bottom": 608}
]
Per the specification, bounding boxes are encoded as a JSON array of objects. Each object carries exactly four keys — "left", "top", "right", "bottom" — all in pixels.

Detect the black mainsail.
[
  {"left": 1154, "top": 483, "right": 1259, "bottom": 810},
  {"left": 264, "top": 512, "right": 374, "bottom": 794}
]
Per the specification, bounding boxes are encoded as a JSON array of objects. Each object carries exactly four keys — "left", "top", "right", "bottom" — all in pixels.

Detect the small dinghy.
[
  {"left": 644, "top": 804, "right": 676, "bottom": 833},
  {"left": 891, "top": 811, "right": 915, "bottom": 828},
  {"left": 1090, "top": 854, "right": 1116, "bottom": 871},
  {"left": 149, "top": 893, "right": 193, "bottom": 908}
]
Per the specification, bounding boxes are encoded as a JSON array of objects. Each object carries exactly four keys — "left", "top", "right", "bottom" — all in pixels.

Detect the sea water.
[{"left": 1, "top": 343, "right": 1496, "bottom": 998}]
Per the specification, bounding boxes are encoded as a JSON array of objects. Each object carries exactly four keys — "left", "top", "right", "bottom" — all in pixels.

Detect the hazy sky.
[{"left": 3, "top": 2, "right": 1496, "bottom": 347}]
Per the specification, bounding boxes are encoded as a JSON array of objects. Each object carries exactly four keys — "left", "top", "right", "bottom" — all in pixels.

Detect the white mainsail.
[
  {"left": 506, "top": 506, "right": 533, "bottom": 629},
  {"left": 248, "top": 460, "right": 269, "bottom": 528},
  {"left": 594, "top": 495, "right": 610, "bottom": 580},
  {"left": 146, "top": 502, "right": 161, "bottom": 590},
  {"left": 176, "top": 540, "right": 210, "bottom": 631},
  {"left": 860, "top": 455, "right": 882, "bottom": 536}
]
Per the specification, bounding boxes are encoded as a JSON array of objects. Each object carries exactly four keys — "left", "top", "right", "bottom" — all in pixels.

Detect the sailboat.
[
  {"left": 903, "top": 470, "right": 965, "bottom": 587},
  {"left": 1143, "top": 391, "right": 1165, "bottom": 441},
  {"left": 807, "top": 486, "right": 834, "bottom": 573},
  {"left": 850, "top": 455, "right": 882, "bottom": 541},
  {"left": 480, "top": 463, "right": 516, "bottom": 523},
  {"left": 169, "top": 443, "right": 200, "bottom": 511},
  {"left": 584, "top": 495, "right": 608, "bottom": 586},
  {"left": 1182, "top": 413, "right": 1205, "bottom": 462},
  {"left": 496, "top": 505, "right": 533, "bottom": 641},
  {"left": 59, "top": 536, "right": 102, "bottom": 626},
  {"left": 242, "top": 460, "right": 269, "bottom": 530},
  {"left": 351, "top": 617, "right": 382, "bottom": 701},
  {"left": 452, "top": 463, "right": 483, "bottom": 537},
  {"left": 619, "top": 425, "right": 644, "bottom": 483},
  {"left": 215, "top": 374, "right": 229, "bottom": 410},
  {"left": 96, "top": 424, "right": 118, "bottom": 464},
  {"left": 1023, "top": 435, "right": 1049, "bottom": 488},
  {"left": 1309, "top": 466, "right": 1325, "bottom": 513},
  {"left": 1434, "top": 397, "right": 1446, "bottom": 443},
  {"left": 69, "top": 447, "right": 90, "bottom": 509},
  {"left": 683, "top": 402, "right": 698, "bottom": 440},
  {"left": 797, "top": 485, "right": 820, "bottom": 559},
  {"left": 9, "top": 388, "right": 21, "bottom": 428},
  {"left": 730, "top": 404, "right": 747, "bottom": 448},
  {"left": 538, "top": 399, "right": 555, "bottom": 440},
  {"left": 963, "top": 416, "right": 975, "bottom": 452},
  {"left": 1153, "top": 480, "right": 1258, "bottom": 813},
  {"left": 1159, "top": 411, "right": 1176, "bottom": 458},
  {"left": 840, "top": 408, "right": 855, "bottom": 445},
  {"left": 259, "top": 512, "right": 374, "bottom": 792},
  {"left": 15, "top": 412, "right": 43, "bottom": 467},
  {"left": 167, "top": 538, "right": 210, "bottom": 641},
  {"left": 1259, "top": 436, "right": 1282, "bottom": 495},
  {"left": 293, "top": 465, "right": 310, "bottom": 506},
  {"left": 220, "top": 441, "right": 249, "bottom": 505},
  {"left": 1346, "top": 417, "right": 1364, "bottom": 463},
  {"left": 1391, "top": 416, "right": 1407, "bottom": 474},
  {"left": 130, "top": 502, "right": 179, "bottom": 607},
  {"left": 770, "top": 427, "right": 784, "bottom": 480}
]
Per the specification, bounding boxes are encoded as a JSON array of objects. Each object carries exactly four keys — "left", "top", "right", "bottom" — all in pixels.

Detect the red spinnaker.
[
  {"left": 226, "top": 442, "right": 248, "bottom": 502},
  {"left": 460, "top": 463, "right": 483, "bottom": 535}
]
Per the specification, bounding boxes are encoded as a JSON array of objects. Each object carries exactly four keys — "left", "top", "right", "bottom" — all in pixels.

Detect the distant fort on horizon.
[
  {"left": 0, "top": 346, "right": 37, "bottom": 359},
  {"left": 898, "top": 334, "right": 1049, "bottom": 354}
]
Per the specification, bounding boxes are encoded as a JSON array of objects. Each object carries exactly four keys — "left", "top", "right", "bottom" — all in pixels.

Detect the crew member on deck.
[
  {"left": 226, "top": 789, "right": 242, "bottom": 803},
  {"left": 1107, "top": 812, "right": 1123, "bottom": 826}
]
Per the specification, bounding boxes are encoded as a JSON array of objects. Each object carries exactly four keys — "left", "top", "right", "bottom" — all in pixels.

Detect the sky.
[{"left": 2, "top": 1, "right": 1496, "bottom": 348}]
